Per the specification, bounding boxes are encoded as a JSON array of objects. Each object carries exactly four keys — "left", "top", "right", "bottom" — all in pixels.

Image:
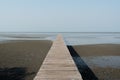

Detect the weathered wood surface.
[{"left": 34, "top": 34, "right": 83, "bottom": 80}]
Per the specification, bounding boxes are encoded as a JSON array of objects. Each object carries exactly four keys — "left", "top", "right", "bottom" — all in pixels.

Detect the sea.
[
  {"left": 0, "top": 32, "right": 120, "bottom": 45},
  {"left": 0, "top": 32, "right": 120, "bottom": 80}
]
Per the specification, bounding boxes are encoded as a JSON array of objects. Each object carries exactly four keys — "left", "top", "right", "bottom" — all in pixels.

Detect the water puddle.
[{"left": 81, "top": 56, "right": 120, "bottom": 68}]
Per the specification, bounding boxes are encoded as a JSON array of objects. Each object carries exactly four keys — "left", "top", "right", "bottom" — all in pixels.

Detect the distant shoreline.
[{"left": 0, "top": 32, "right": 120, "bottom": 33}]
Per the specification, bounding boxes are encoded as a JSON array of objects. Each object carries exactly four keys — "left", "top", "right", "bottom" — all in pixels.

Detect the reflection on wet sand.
[
  {"left": 68, "top": 44, "right": 120, "bottom": 80},
  {"left": 0, "top": 67, "right": 35, "bottom": 80}
]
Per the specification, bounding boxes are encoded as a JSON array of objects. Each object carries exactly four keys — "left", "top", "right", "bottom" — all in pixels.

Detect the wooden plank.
[{"left": 34, "top": 34, "right": 83, "bottom": 80}]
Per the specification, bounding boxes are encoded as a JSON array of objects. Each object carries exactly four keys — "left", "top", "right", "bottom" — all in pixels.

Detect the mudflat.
[
  {"left": 72, "top": 44, "right": 120, "bottom": 80},
  {"left": 73, "top": 44, "right": 120, "bottom": 56},
  {"left": 0, "top": 40, "right": 52, "bottom": 80}
]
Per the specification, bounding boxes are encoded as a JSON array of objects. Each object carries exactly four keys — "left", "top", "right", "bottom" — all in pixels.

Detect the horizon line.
[{"left": 0, "top": 31, "right": 120, "bottom": 33}]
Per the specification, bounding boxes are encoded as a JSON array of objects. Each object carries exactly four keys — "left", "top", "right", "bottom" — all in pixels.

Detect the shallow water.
[
  {"left": 0, "top": 33, "right": 57, "bottom": 43},
  {"left": 1, "top": 32, "right": 120, "bottom": 45},
  {"left": 80, "top": 56, "right": 120, "bottom": 68},
  {"left": 81, "top": 56, "right": 120, "bottom": 80},
  {"left": 63, "top": 32, "right": 120, "bottom": 45}
]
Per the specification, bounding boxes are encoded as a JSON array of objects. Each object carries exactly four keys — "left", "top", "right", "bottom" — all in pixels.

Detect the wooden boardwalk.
[{"left": 34, "top": 35, "right": 83, "bottom": 80}]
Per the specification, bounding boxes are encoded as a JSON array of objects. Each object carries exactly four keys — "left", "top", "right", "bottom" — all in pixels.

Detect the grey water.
[
  {"left": 62, "top": 32, "right": 120, "bottom": 45},
  {"left": 0, "top": 32, "right": 56, "bottom": 41},
  {"left": 80, "top": 56, "right": 120, "bottom": 68},
  {"left": 0, "top": 32, "right": 120, "bottom": 45}
]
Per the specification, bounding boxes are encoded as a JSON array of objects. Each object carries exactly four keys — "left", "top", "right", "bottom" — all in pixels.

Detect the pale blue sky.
[{"left": 0, "top": 0, "right": 120, "bottom": 32}]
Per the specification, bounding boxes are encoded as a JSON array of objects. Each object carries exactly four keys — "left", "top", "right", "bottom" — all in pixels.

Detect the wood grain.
[{"left": 34, "top": 34, "right": 83, "bottom": 80}]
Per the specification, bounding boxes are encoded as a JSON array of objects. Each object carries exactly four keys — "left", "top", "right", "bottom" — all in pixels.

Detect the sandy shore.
[
  {"left": 0, "top": 40, "right": 52, "bottom": 80},
  {"left": 70, "top": 44, "right": 120, "bottom": 80}
]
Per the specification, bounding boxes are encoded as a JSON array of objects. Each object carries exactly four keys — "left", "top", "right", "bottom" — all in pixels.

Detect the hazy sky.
[{"left": 0, "top": 0, "right": 120, "bottom": 32}]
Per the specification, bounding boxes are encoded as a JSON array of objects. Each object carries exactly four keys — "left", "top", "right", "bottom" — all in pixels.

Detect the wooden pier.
[{"left": 34, "top": 35, "right": 83, "bottom": 80}]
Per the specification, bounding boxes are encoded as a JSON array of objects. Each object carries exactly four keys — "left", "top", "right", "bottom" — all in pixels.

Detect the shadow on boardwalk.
[
  {"left": 0, "top": 67, "right": 35, "bottom": 80},
  {"left": 67, "top": 46, "right": 98, "bottom": 80}
]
